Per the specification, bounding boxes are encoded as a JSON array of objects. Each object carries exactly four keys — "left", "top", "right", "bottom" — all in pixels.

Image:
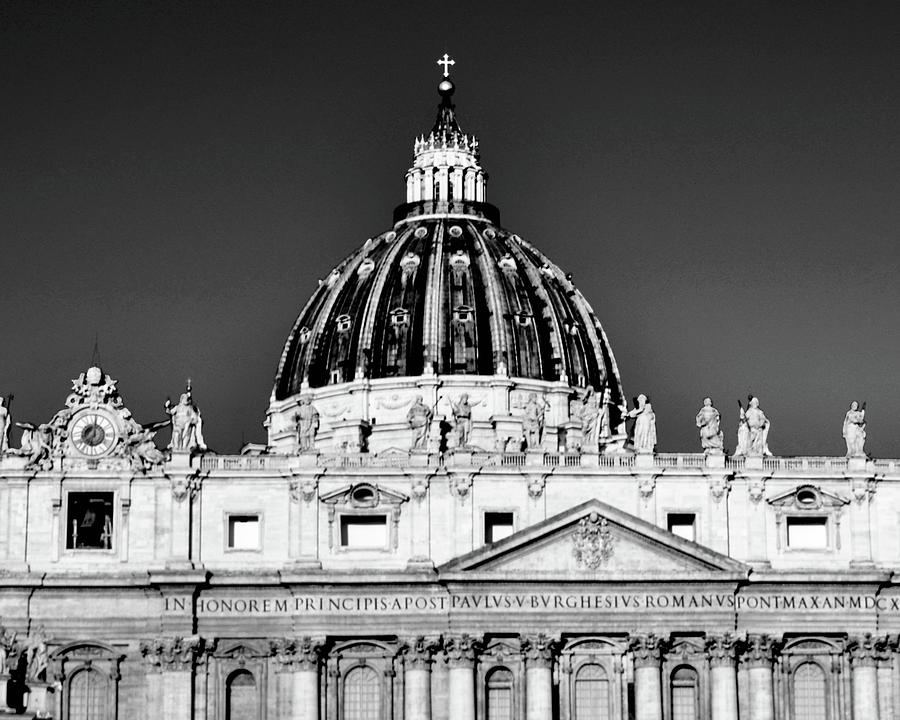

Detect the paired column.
[
  {"left": 270, "top": 637, "right": 323, "bottom": 720},
  {"left": 849, "top": 634, "right": 879, "bottom": 720},
  {"left": 707, "top": 634, "right": 739, "bottom": 720},
  {"left": 630, "top": 634, "right": 663, "bottom": 720},
  {"left": 402, "top": 637, "right": 439, "bottom": 720},
  {"left": 139, "top": 636, "right": 200, "bottom": 720},
  {"left": 444, "top": 634, "right": 481, "bottom": 720},
  {"left": 522, "top": 634, "right": 555, "bottom": 720},
  {"left": 741, "top": 634, "right": 776, "bottom": 720}
]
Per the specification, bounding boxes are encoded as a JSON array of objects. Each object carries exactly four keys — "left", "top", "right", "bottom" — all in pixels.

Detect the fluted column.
[
  {"left": 849, "top": 634, "right": 879, "bottom": 720},
  {"left": 140, "top": 636, "right": 200, "bottom": 720},
  {"left": 630, "top": 634, "right": 663, "bottom": 720},
  {"left": 707, "top": 634, "right": 739, "bottom": 720},
  {"left": 741, "top": 635, "right": 776, "bottom": 720},
  {"left": 402, "top": 636, "right": 439, "bottom": 720},
  {"left": 270, "top": 637, "right": 323, "bottom": 720},
  {"left": 444, "top": 634, "right": 481, "bottom": 720},
  {"left": 522, "top": 634, "right": 556, "bottom": 720}
]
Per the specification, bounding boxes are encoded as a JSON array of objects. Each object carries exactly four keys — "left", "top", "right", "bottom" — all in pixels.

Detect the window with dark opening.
[
  {"left": 667, "top": 513, "right": 696, "bottom": 542},
  {"left": 66, "top": 492, "right": 114, "bottom": 550},
  {"left": 484, "top": 512, "right": 515, "bottom": 544}
]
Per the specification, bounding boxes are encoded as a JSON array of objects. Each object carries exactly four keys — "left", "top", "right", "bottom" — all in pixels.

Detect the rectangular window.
[
  {"left": 66, "top": 492, "right": 114, "bottom": 550},
  {"left": 227, "top": 515, "right": 260, "bottom": 550},
  {"left": 340, "top": 515, "right": 388, "bottom": 548},
  {"left": 484, "top": 512, "right": 515, "bottom": 544},
  {"left": 667, "top": 513, "right": 696, "bottom": 542},
  {"left": 787, "top": 517, "right": 828, "bottom": 549}
]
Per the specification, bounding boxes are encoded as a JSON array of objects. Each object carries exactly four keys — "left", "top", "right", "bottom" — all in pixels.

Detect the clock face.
[{"left": 71, "top": 412, "right": 118, "bottom": 456}]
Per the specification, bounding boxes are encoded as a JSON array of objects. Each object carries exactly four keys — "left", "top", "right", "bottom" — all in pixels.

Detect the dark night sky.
[{"left": 2, "top": 1, "right": 900, "bottom": 455}]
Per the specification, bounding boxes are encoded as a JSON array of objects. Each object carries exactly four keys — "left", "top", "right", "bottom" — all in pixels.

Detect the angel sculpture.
[{"left": 125, "top": 420, "right": 171, "bottom": 471}]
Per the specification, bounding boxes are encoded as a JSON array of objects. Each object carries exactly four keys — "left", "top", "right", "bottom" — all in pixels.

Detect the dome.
[
  {"left": 274, "top": 210, "right": 622, "bottom": 400},
  {"left": 272, "top": 69, "right": 624, "bottom": 412}
]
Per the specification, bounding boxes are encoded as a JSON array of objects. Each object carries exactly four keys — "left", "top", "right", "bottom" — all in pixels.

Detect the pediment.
[{"left": 438, "top": 499, "right": 748, "bottom": 579}]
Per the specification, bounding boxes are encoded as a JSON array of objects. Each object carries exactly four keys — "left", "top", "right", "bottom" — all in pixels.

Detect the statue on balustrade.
[
  {"left": 696, "top": 397, "right": 724, "bottom": 453},
  {"left": 842, "top": 400, "right": 867, "bottom": 457},
  {"left": 165, "top": 381, "right": 207, "bottom": 453},
  {"left": 0, "top": 395, "right": 10, "bottom": 455},
  {"left": 734, "top": 399, "right": 750, "bottom": 456},
  {"left": 627, "top": 394, "right": 657, "bottom": 453},
  {"left": 522, "top": 392, "right": 547, "bottom": 450},
  {"left": 294, "top": 395, "right": 320, "bottom": 452},
  {"left": 406, "top": 395, "right": 433, "bottom": 450},
  {"left": 580, "top": 386, "right": 600, "bottom": 451},
  {"left": 745, "top": 396, "right": 772, "bottom": 456},
  {"left": 449, "top": 393, "right": 473, "bottom": 448}
]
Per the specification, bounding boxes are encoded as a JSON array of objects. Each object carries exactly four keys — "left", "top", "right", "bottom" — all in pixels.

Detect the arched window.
[
  {"left": 793, "top": 662, "right": 827, "bottom": 720},
  {"left": 670, "top": 666, "right": 700, "bottom": 720},
  {"left": 68, "top": 668, "right": 109, "bottom": 720},
  {"left": 574, "top": 663, "right": 610, "bottom": 719},
  {"left": 226, "top": 670, "right": 258, "bottom": 720},
  {"left": 343, "top": 665, "right": 381, "bottom": 720},
  {"left": 486, "top": 667, "right": 514, "bottom": 720}
]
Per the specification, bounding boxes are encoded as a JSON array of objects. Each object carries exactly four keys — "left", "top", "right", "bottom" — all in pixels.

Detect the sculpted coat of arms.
[{"left": 572, "top": 511, "right": 614, "bottom": 569}]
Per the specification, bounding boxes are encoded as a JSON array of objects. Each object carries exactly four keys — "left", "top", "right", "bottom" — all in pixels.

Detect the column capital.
[
  {"left": 443, "top": 633, "right": 483, "bottom": 668},
  {"left": 630, "top": 633, "right": 664, "bottom": 668},
  {"left": 140, "top": 635, "right": 202, "bottom": 672},
  {"left": 269, "top": 636, "right": 324, "bottom": 672},
  {"left": 848, "top": 633, "right": 880, "bottom": 668},
  {"left": 520, "top": 633, "right": 557, "bottom": 668},
  {"left": 401, "top": 636, "right": 440, "bottom": 669},
  {"left": 706, "top": 633, "right": 738, "bottom": 667},
  {"left": 739, "top": 634, "right": 777, "bottom": 668}
]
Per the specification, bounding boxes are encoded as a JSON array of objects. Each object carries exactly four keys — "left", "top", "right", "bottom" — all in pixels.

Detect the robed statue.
[
  {"left": 522, "top": 392, "right": 547, "bottom": 450},
  {"left": 745, "top": 396, "right": 772, "bottom": 456},
  {"left": 406, "top": 395, "right": 433, "bottom": 450},
  {"left": 448, "top": 393, "right": 473, "bottom": 448},
  {"left": 294, "top": 395, "right": 320, "bottom": 452},
  {"left": 165, "top": 381, "right": 207, "bottom": 453},
  {"left": 695, "top": 397, "right": 724, "bottom": 453},
  {"left": 842, "top": 401, "right": 867, "bottom": 457},
  {"left": 627, "top": 394, "right": 657, "bottom": 453}
]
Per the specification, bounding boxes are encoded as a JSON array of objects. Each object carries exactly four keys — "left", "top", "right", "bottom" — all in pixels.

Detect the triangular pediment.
[{"left": 438, "top": 499, "right": 748, "bottom": 580}]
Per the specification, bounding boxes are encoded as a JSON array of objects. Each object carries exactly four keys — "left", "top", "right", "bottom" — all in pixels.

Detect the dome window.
[
  {"left": 449, "top": 225, "right": 463, "bottom": 237},
  {"left": 390, "top": 308, "right": 410, "bottom": 327},
  {"left": 453, "top": 305, "right": 473, "bottom": 323},
  {"left": 449, "top": 251, "right": 470, "bottom": 270},
  {"left": 357, "top": 259, "right": 375, "bottom": 277},
  {"left": 298, "top": 327, "right": 311, "bottom": 344},
  {"left": 484, "top": 228, "right": 496, "bottom": 239},
  {"left": 498, "top": 254, "right": 517, "bottom": 272},
  {"left": 414, "top": 227, "right": 429, "bottom": 239},
  {"left": 336, "top": 315, "right": 352, "bottom": 333},
  {"left": 539, "top": 263, "right": 554, "bottom": 278},
  {"left": 384, "top": 231, "right": 397, "bottom": 242},
  {"left": 400, "top": 253, "right": 421, "bottom": 273},
  {"left": 326, "top": 269, "right": 341, "bottom": 286},
  {"left": 514, "top": 311, "right": 532, "bottom": 327}
]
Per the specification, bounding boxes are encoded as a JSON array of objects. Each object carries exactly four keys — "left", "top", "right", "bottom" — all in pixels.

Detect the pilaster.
[{"left": 630, "top": 634, "right": 663, "bottom": 720}]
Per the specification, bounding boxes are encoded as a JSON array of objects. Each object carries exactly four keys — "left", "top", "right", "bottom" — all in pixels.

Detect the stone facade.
[{"left": 2, "top": 65, "right": 897, "bottom": 720}]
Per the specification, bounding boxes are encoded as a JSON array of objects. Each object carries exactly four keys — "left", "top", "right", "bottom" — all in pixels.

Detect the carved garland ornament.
[{"left": 571, "top": 511, "right": 614, "bottom": 569}]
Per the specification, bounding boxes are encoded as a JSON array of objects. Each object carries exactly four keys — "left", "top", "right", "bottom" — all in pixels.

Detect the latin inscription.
[{"left": 171, "top": 592, "right": 900, "bottom": 616}]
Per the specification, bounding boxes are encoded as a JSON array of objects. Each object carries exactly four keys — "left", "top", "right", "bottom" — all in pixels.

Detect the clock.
[{"left": 70, "top": 411, "right": 118, "bottom": 457}]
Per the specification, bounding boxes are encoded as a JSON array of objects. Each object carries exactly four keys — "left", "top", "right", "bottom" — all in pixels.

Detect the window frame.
[
  {"left": 62, "top": 489, "right": 118, "bottom": 555},
  {"left": 482, "top": 509, "right": 517, "bottom": 545},
  {"left": 337, "top": 512, "right": 390, "bottom": 552},
  {"left": 665, "top": 512, "right": 698, "bottom": 543},
  {"left": 224, "top": 511, "right": 263, "bottom": 553}
]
